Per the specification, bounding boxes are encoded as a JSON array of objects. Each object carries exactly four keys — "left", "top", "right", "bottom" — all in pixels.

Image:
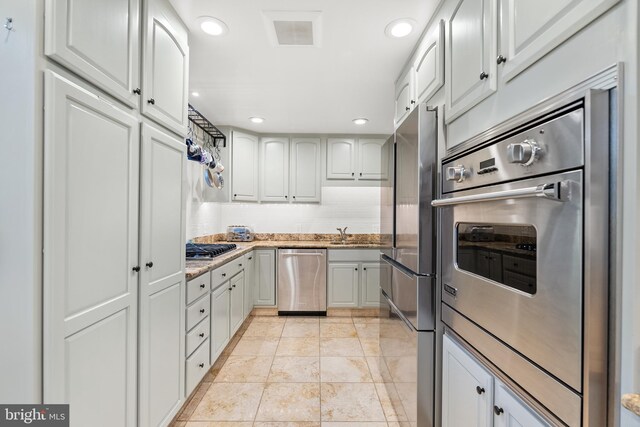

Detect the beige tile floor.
[{"left": 172, "top": 315, "right": 413, "bottom": 427}]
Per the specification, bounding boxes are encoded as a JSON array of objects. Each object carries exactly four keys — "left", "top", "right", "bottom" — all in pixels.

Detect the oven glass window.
[{"left": 457, "top": 223, "right": 537, "bottom": 294}]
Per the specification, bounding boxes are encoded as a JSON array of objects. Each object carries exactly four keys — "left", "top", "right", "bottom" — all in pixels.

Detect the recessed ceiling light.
[
  {"left": 198, "top": 16, "right": 228, "bottom": 36},
  {"left": 191, "top": 92, "right": 200, "bottom": 97},
  {"left": 353, "top": 118, "right": 369, "bottom": 125},
  {"left": 385, "top": 19, "right": 416, "bottom": 38},
  {"left": 249, "top": 117, "right": 265, "bottom": 124}
]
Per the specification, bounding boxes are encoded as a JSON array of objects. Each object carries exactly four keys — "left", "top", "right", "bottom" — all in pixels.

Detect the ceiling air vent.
[{"left": 263, "top": 11, "right": 322, "bottom": 48}]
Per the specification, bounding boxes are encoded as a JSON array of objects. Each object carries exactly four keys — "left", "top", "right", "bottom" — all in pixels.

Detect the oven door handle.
[{"left": 431, "top": 180, "right": 573, "bottom": 207}]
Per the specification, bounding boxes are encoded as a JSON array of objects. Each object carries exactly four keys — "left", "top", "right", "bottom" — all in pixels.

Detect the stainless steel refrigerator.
[{"left": 379, "top": 104, "right": 437, "bottom": 426}]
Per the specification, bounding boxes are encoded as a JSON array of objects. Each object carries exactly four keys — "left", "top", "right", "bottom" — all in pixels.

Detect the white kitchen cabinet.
[
  {"left": 445, "top": 0, "right": 497, "bottom": 124},
  {"left": 494, "top": 379, "right": 551, "bottom": 427},
  {"left": 360, "top": 263, "right": 385, "bottom": 308},
  {"left": 254, "top": 250, "right": 277, "bottom": 306},
  {"left": 290, "top": 138, "right": 321, "bottom": 202},
  {"left": 327, "top": 138, "right": 356, "bottom": 180},
  {"left": 394, "top": 68, "right": 414, "bottom": 126},
  {"left": 442, "top": 333, "right": 494, "bottom": 427},
  {"left": 244, "top": 253, "right": 255, "bottom": 316},
  {"left": 229, "top": 272, "right": 245, "bottom": 335},
  {"left": 138, "top": 123, "right": 186, "bottom": 427},
  {"left": 498, "top": 0, "right": 620, "bottom": 82},
  {"left": 210, "top": 284, "right": 231, "bottom": 362},
  {"left": 328, "top": 263, "right": 360, "bottom": 308},
  {"left": 413, "top": 19, "right": 445, "bottom": 104},
  {"left": 260, "top": 137, "right": 290, "bottom": 202},
  {"left": 358, "top": 138, "right": 389, "bottom": 181},
  {"left": 185, "top": 338, "right": 210, "bottom": 397},
  {"left": 141, "top": 0, "right": 189, "bottom": 136},
  {"left": 43, "top": 71, "right": 139, "bottom": 427},
  {"left": 232, "top": 131, "right": 260, "bottom": 201},
  {"left": 45, "top": 0, "right": 140, "bottom": 107}
]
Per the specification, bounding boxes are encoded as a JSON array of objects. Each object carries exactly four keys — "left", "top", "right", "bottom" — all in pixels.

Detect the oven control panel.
[{"left": 442, "top": 108, "right": 584, "bottom": 193}]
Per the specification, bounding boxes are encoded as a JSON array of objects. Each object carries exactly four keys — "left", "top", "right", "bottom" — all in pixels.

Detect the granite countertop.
[
  {"left": 185, "top": 240, "right": 384, "bottom": 280},
  {"left": 622, "top": 393, "right": 640, "bottom": 417}
]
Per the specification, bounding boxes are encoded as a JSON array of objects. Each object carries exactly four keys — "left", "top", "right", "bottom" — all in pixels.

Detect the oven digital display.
[
  {"left": 456, "top": 223, "right": 537, "bottom": 295},
  {"left": 479, "top": 158, "right": 495, "bottom": 169}
]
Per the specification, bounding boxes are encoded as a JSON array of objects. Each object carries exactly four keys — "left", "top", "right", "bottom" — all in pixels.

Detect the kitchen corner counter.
[
  {"left": 185, "top": 240, "right": 383, "bottom": 280},
  {"left": 622, "top": 394, "right": 640, "bottom": 417}
]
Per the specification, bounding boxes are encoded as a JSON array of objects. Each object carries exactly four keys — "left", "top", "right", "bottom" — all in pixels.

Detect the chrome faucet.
[{"left": 336, "top": 227, "right": 348, "bottom": 244}]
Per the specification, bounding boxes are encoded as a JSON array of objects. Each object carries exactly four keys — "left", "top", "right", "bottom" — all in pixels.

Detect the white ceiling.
[{"left": 170, "top": 0, "right": 440, "bottom": 135}]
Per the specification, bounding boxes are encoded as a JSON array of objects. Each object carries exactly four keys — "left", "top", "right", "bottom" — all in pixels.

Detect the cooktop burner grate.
[{"left": 186, "top": 243, "right": 237, "bottom": 259}]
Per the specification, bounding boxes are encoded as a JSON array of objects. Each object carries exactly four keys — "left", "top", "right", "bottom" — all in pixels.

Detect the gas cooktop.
[{"left": 186, "top": 243, "right": 237, "bottom": 259}]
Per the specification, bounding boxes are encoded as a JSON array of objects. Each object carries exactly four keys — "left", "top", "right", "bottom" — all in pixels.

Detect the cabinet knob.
[
  {"left": 359, "top": 172, "right": 362, "bottom": 176},
  {"left": 493, "top": 406, "right": 504, "bottom": 416},
  {"left": 285, "top": 195, "right": 288, "bottom": 199},
  {"left": 497, "top": 55, "right": 507, "bottom": 64},
  {"left": 199, "top": 333, "right": 205, "bottom": 338},
  {"left": 234, "top": 194, "right": 237, "bottom": 198},
  {"left": 292, "top": 196, "right": 296, "bottom": 199},
  {"left": 132, "top": 266, "right": 141, "bottom": 272},
  {"left": 248, "top": 257, "right": 252, "bottom": 260},
  {"left": 355, "top": 268, "right": 358, "bottom": 271},
  {"left": 405, "top": 106, "right": 410, "bottom": 111},
  {"left": 133, "top": 88, "right": 141, "bottom": 95},
  {"left": 363, "top": 268, "right": 367, "bottom": 271},
  {"left": 200, "top": 283, "right": 206, "bottom": 289},
  {"left": 410, "top": 99, "right": 416, "bottom": 105},
  {"left": 479, "top": 72, "right": 489, "bottom": 80},
  {"left": 147, "top": 98, "right": 155, "bottom": 105},
  {"left": 228, "top": 287, "right": 232, "bottom": 291},
  {"left": 232, "top": 284, "right": 236, "bottom": 288},
  {"left": 199, "top": 309, "right": 205, "bottom": 314},
  {"left": 198, "top": 363, "right": 205, "bottom": 368},
  {"left": 351, "top": 172, "right": 355, "bottom": 176},
  {"left": 222, "top": 273, "right": 226, "bottom": 277},
  {"left": 476, "top": 386, "right": 485, "bottom": 395},
  {"left": 239, "top": 263, "right": 243, "bottom": 267},
  {"left": 145, "top": 261, "right": 153, "bottom": 268}
]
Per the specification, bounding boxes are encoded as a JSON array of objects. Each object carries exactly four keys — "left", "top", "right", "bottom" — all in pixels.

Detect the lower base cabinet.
[
  {"left": 229, "top": 272, "right": 245, "bottom": 336},
  {"left": 327, "top": 250, "right": 384, "bottom": 308},
  {"left": 254, "top": 250, "right": 276, "bottom": 306},
  {"left": 185, "top": 338, "right": 210, "bottom": 395},
  {"left": 211, "top": 283, "right": 231, "bottom": 363},
  {"left": 442, "top": 333, "right": 550, "bottom": 427}
]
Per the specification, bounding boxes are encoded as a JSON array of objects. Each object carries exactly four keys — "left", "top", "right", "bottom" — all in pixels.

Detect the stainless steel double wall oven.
[{"left": 433, "top": 90, "right": 610, "bottom": 426}]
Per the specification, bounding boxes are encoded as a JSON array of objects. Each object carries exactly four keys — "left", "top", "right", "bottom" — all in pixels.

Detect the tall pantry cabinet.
[{"left": 43, "top": 1, "right": 189, "bottom": 427}]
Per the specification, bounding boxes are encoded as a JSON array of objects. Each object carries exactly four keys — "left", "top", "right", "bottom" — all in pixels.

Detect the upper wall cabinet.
[
  {"left": 413, "top": 20, "right": 445, "bottom": 105},
  {"left": 445, "top": 0, "right": 497, "bottom": 124},
  {"left": 260, "top": 137, "right": 290, "bottom": 202},
  {"left": 358, "top": 139, "right": 389, "bottom": 181},
  {"left": 394, "top": 70, "right": 414, "bottom": 126},
  {"left": 232, "top": 132, "right": 259, "bottom": 201},
  {"left": 327, "top": 138, "right": 356, "bottom": 180},
  {"left": 142, "top": 0, "right": 189, "bottom": 136},
  {"left": 45, "top": 0, "right": 141, "bottom": 107},
  {"left": 290, "top": 138, "right": 321, "bottom": 203},
  {"left": 498, "top": 0, "right": 620, "bottom": 82}
]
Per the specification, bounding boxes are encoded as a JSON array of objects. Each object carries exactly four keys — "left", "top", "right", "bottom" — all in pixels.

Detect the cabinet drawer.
[
  {"left": 211, "top": 264, "right": 231, "bottom": 289},
  {"left": 328, "top": 249, "right": 380, "bottom": 262},
  {"left": 186, "top": 294, "right": 210, "bottom": 331},
  {"left": 186, "top": 317, "right": 210, "bottom": 357},
  {"left": 187, "top": 272, "right": 211, "bottom": 305},
  {"left": 226, "top": 257, "right": 245, "bottom": 279},
  {"left": 185, "top": 339, "right": 210, "bottom": 396}
]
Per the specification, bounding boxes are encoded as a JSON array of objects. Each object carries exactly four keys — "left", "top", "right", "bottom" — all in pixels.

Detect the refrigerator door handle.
[
  {"left": 383, "top": 291, "right": 417, "bottom": 332},
  {"left": 381, "top": 253, "right": 436, "bottom": 278}
]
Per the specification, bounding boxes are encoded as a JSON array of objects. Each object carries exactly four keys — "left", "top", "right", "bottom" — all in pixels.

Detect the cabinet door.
[
  {"left": 442, "top": 334, "right": 493, "bottom": 427},
  {"left": 142, "top": 0, "right": 189, "bottom": 135},
  {"left": 254, "top": 250, "right": 276, "bottom": 306},
  {"left": 291, "top": 138, "right": 321, "bottom": 202},
  {"left": 232, "top": 131, "right": 259, "bottom": 201},
  {"left": 230, "top": 272, "right": 245, "bottom": 335},
  {"left": 445, "top": 0, "right": 497, "bottom": 123},
  {"left": 494, "top": 380, "right": 550, "bottom": 427},
  {"left": 358, "top": 138, "right": 389, "bottom": 181},
  {"left": 413, "top": 20, "right": 445, "bottom": 104},
  {"left": 260, "top": 137, "right": 290, "bottom": 202},
  {"left": 45, "top": 0, "right": 140, "bottom": 107},
  {"left": 211, "top": 284, "right": 231, "bottom": 362},
  {"left": 244, "top": 253, "right": 255, "bottom": 317},
  {"left": 499, "top": 0, "right": 619, "bottom": 82},
  {"left": 43, "top": 71, "right": 139, "bottom": 427},
  {"left": 394, "top": 69, "right": 414, "bottom": 126},
  {"left": 360, "top": 263, "right": 386, "bottom": 307},
  {"left": 328, "top": 263, "right": 359, "bottom": 308},
  {"left": 138, "top": 123, "right": 186, "bottom": 427},
  {"left": 327, "top": 138, "right": 356, "bottom": 180}
]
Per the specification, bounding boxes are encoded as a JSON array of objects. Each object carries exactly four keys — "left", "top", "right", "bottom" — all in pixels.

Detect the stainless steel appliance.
[
  {"left": 433, "top": 91, "right": 610, "bottom": 427},
  {"left": 277, "top": 249, "right": 327, "bottom": 314},
  {"left": 379, "top": 104, "right": 438, "bottom": 426}
]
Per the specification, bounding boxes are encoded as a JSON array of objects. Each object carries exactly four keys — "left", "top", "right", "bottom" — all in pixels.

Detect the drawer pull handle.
[
  {"left": 222, "top": 273, "right": 227, "bottom": 277},
  {"left": 239, "top": 263, "right": 243, "bottom": 267},
  {"left": 476, "top": 386, "right": 485, "bottom": 395},
  {"left": 198, "top": 363, "right": 205, "bottom": 368},
  {"left": 199, "top": 333, "right": 205, "bottom": 338},
  {"left": 200, "top": 284, "right": 206, "bottom": 289},
  {"left": 199, "top": 309, "right": 205, "bottom": 314},
  {"left": 494, "top": 406, "right": 504, "bottom": 415}
]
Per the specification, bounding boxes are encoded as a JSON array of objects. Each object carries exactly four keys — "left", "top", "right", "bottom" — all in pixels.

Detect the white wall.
[{"left": 0, "top": 0, "right": 42, "bottom": 403}]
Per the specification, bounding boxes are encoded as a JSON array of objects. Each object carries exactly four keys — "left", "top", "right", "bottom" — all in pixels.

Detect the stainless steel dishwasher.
[{"left": 277, "top": 249, "right": 327, "bottom": 315}]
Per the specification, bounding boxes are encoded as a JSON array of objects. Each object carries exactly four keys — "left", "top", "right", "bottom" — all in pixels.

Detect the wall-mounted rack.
[{"left": 188, "top": 104, "right": 226, "bottom": 148}]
